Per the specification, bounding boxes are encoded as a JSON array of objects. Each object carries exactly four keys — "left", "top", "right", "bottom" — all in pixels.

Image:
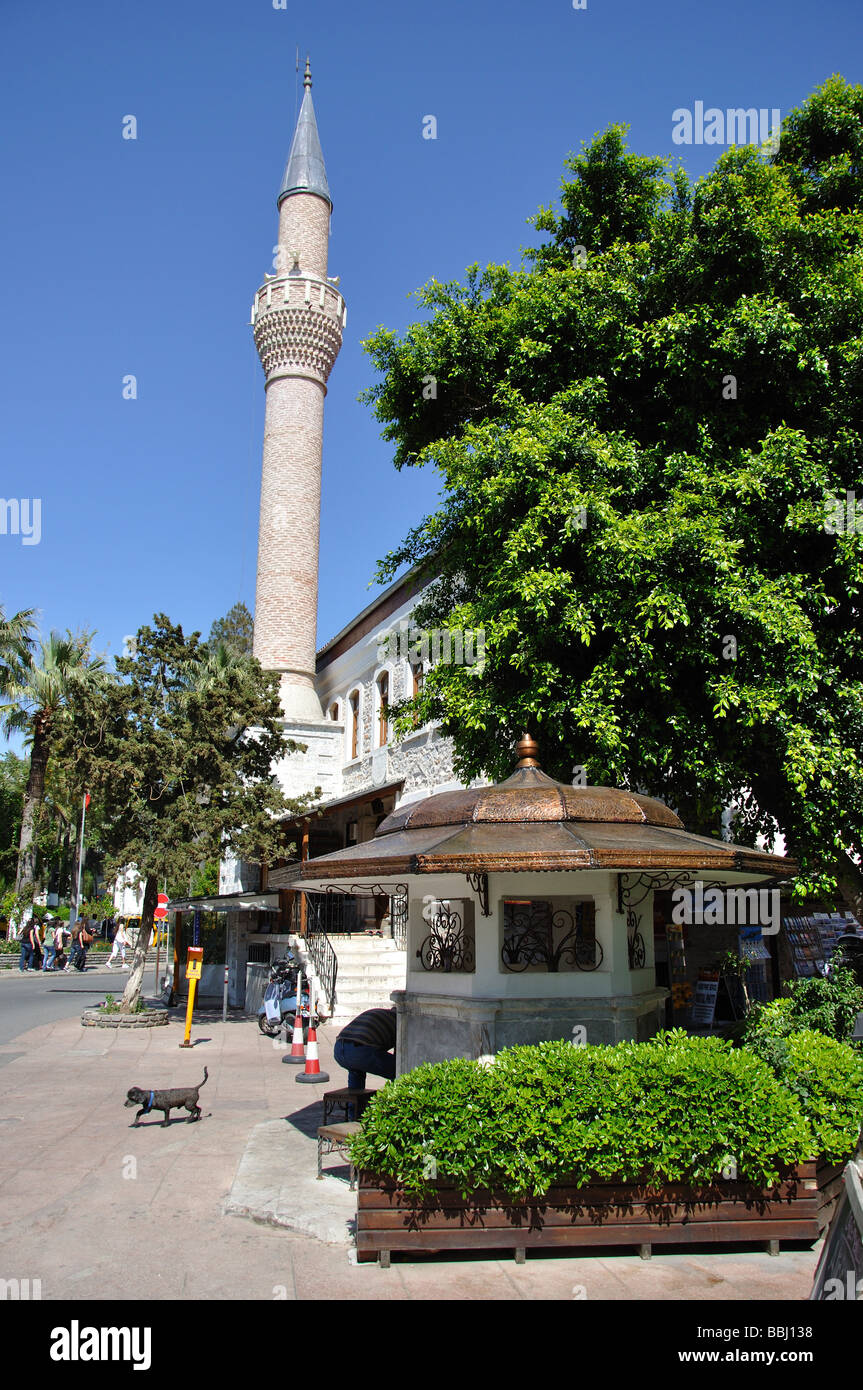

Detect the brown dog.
[{"left": 125, "top": 1067, "right": 209, "bottom": 1127}]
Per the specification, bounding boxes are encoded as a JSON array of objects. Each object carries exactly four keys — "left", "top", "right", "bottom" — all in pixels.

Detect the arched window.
[
  {"left": 411, "top": 663, "right": 424, "bottom": 700},
  {"left": 348, "top": 690, "right": 360, "bottom": 760},
  {"left": 376, "top": 670, "right": 389, "bottom": 748},
  {"left": 328, "top": 700, "right": 340, "bottom": 722}
]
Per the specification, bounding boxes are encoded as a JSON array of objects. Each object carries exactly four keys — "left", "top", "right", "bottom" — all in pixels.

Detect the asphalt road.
[{"left": 0, "top": 966, "right": 124, "bottom": 1047}]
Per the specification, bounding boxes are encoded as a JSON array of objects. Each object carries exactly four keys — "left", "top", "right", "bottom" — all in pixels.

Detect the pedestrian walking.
[
  {"left": 41, "top": 913, "right": 57, "bottom": 971},
  {"left": 106, "top": 919, "right": 131, "bottom": 969},
  {"left": 53, "top": 920, "right": 69, "bottom": 972},
  {"left": 74, "top": 918, "right": 95, "bottom": 971},
  {"left": 17, "top": 917, "right": 37, "bottom": 972},
  {"left": 68, "top": 921, "right": 83, "bottom": 971}
]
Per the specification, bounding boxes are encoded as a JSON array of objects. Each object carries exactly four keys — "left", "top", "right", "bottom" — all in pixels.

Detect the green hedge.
[
  {"left": 742, "top": 968, "right": 863, "bottom": 1048},
  {"left": 744, "top": 1027, "right": 863, "bottom": 1162},
  {"left": 348, "top": 1031, "right": 855, "bottom": 1198}
]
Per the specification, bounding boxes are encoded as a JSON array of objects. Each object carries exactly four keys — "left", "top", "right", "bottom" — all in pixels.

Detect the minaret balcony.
[
  {"left": 251, "top": 273, "right": 346, "bottom": 329},
  {"left": 251, "top": 273, "right": 346, "bottom": 387}
]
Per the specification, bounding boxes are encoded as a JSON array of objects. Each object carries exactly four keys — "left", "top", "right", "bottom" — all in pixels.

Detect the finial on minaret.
[{"left": 278, "top": 56, "right": 331, "bottom": 209}]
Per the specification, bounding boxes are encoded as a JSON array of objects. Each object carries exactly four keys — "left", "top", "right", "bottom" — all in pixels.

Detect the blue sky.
[{"left": 1, "top": 0, "right": 861, "bottom": 681}]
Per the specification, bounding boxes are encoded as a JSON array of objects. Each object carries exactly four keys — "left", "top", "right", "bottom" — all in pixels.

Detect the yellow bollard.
[{"left": 179, "top": 947, "right": 203, "bottom": 1049}]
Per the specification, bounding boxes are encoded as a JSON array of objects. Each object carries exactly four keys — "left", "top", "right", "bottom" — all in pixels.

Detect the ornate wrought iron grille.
[
  {"left": 417, "top": 901, "right": 475, "bottom": 973},
  {"left": 390, "top": 891, "right": 408, "bottom": 950},
  {"left": 305, "top": 891, "right": 359, "bottom": 933},
  {"left": 617, "top": 872, "right": 673, "bottom": 970},
  {"left": 615, "top": 870, "right": 784, "bottom": 971},
  {"left": 304, "top": 894, "right": 339, "bottom": 1012},
  {"left": 501, "top": 899, "right": 602, "bottom": 972},
  {"left": 310, "top": 882, "right": 409, "bottom": 946},
  {"left": 465, "top": 872, "right": 490, "bottom": 917}
]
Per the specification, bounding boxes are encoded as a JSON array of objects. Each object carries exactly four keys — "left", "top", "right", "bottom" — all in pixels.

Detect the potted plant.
[{"left": 349, "top": 1032, "right": 863, "bottom": 1265}]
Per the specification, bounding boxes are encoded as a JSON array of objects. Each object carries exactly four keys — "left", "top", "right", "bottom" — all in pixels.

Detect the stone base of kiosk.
[{"left": 392, "top": 988, "right": 669, "bottom": 1073}]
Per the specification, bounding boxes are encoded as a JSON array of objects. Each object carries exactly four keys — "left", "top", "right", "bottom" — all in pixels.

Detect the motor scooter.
[{"left": 257, "top": 956, "right": 319, "bottom": 1038}]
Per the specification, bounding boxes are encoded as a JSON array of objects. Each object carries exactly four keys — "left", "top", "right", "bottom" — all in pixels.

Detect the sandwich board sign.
[{"left": 690, "top": 978, "right": 719, "bottom": 1028}]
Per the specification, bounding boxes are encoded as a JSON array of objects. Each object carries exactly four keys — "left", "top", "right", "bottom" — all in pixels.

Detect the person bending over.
[{"left": 333, "top": 1007, "right": 397, "bottom": 1091}]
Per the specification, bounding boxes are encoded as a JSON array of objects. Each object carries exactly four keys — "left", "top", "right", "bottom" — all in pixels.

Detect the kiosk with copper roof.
[{"left": 288, "top": 734, "right": 796, "bottom": 1071}]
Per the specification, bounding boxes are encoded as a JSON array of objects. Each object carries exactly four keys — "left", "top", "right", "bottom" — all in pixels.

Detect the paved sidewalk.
[{"left": 0, "top": 1007, "right": 820, "bottom": 1300}]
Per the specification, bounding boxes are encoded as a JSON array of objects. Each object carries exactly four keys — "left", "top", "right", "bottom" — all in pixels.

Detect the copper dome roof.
[{"left": 377, "top": 735, "right": 683, "bottom": 837}]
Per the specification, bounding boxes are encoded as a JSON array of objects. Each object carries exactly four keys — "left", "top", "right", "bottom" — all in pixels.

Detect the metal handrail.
[{"left": 305, "top": 895, "right": 339, "bottom": 1015}]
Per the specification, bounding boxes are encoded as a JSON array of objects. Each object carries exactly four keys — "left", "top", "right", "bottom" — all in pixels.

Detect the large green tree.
[
  {"left": 0, "top": 604, "right": 35, "bottom": 697},
  {"left": 0, "top": 605, "right": 36, "bottom": 895},
  {"left": 363, "top": 76, "right": 863, "bottom": 901},
  {"left": 64, "top": 615, "right": 314, "bottom": 1008},
  {"left": 0, "top": 752, "right": 28, "bottom": 892},
  {"left": 1, "top": 631, "right": 107, "bottom": 895},
  {"left": 209, "top": 601, "right": 254, "bottom": 658}
]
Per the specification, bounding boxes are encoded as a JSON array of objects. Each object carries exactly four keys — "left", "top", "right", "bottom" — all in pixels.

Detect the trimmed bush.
[
  {"left": 743, "top": 967, "right": 863, "bottom": 1048},
  {"left": 349, "top": 1031, "right": 817, "bottom": 1198},
  {"left": 745, "top": 1027, "right": 863, "bottom": 1163}
]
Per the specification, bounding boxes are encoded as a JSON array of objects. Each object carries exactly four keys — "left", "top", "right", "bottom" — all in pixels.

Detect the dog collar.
[{"left": 144, "top": 1091, "right": 154, "bottom": 1113}]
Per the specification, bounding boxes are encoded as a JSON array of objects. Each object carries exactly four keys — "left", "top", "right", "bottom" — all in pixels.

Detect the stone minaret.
[{"left": 251, "top": 59, "right": 346, "bottom": 721}]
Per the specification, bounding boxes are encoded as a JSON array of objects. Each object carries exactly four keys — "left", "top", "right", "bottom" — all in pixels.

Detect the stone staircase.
[{"left": 328, "top": 936, "right": 407, "bottom": 1025}]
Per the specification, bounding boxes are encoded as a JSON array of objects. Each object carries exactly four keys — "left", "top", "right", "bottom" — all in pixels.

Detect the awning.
[
  {"left": 266, "top": 860, "right": 406, "bottom": 898},
  {"left": 275, "top": 780, "right": 404, "bottom": 823},
  {"left": 165, "top": 891, "right": 281, "bottom": 913},
  {"left": 291, "top": 880, "right": 408, "bottom": 898}
]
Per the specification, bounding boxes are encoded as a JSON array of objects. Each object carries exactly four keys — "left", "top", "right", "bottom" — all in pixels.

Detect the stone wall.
[
  {"left": 271, "top": 720, "right": 343, "bottom": 802},
  {"left": 388, "top": 729, "right": 460, "bottom": 799},
  {"left": 392, "top": 989, "right": 670, "bottom": 1072}
]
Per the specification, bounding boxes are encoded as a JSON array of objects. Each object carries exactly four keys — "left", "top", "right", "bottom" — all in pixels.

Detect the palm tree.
[
  {"left": 180, "top": 641, "right": 251, "bottom": 744},
  {"left": 0, "top": 604, "right": 36, "bottom": 697},
  {"left": 185, "top": 640, "right": 246, "bottom": 689},
  {"left": 1, "top": 631, "right": 108, "bottom": 895}
]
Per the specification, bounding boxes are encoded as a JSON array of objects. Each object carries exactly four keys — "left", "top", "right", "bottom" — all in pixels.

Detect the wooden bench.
[
  {"left": 322, "top": 1087, "right": 377, "bottom": 1125},
  {"left": 317, "top": 1122, "right": 362, "bottom": 1189}
]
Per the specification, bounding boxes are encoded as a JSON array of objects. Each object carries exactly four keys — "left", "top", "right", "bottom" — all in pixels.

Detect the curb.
[
  {"left": 223, "top": 1119, "right": 356, "bottom": 1246},
  {"left": 81, "top": 1008, "right": 169, "bottom": 1028}
]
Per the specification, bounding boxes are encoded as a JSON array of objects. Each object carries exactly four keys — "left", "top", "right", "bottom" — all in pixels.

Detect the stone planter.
[
  {"left": 81, "top": 1007, "right": 169, "bottom": 1029},
  {"left": 356, "top": 1158, "right": 845, "bottom": 1266}
]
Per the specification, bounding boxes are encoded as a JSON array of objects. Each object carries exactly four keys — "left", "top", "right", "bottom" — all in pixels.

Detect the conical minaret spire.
[
  {"left": 278, "top": 58, "right": 331, "bottom": 211},
  {"left": 251, "top": 63, "right": 346, "bottom": 721}
]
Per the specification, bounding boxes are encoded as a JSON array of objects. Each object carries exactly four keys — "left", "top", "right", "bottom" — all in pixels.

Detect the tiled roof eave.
[{"left": 295, "top": 820, "right": 795, "bottom": 881}]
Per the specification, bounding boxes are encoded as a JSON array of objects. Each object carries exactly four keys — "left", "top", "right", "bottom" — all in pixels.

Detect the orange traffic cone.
[
  {"left": 295, "top": 1022, "right": 329, "bottom": 1084},
  {"left": 282, "top": 1009, "right": 306, "bottom": 1065}
]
